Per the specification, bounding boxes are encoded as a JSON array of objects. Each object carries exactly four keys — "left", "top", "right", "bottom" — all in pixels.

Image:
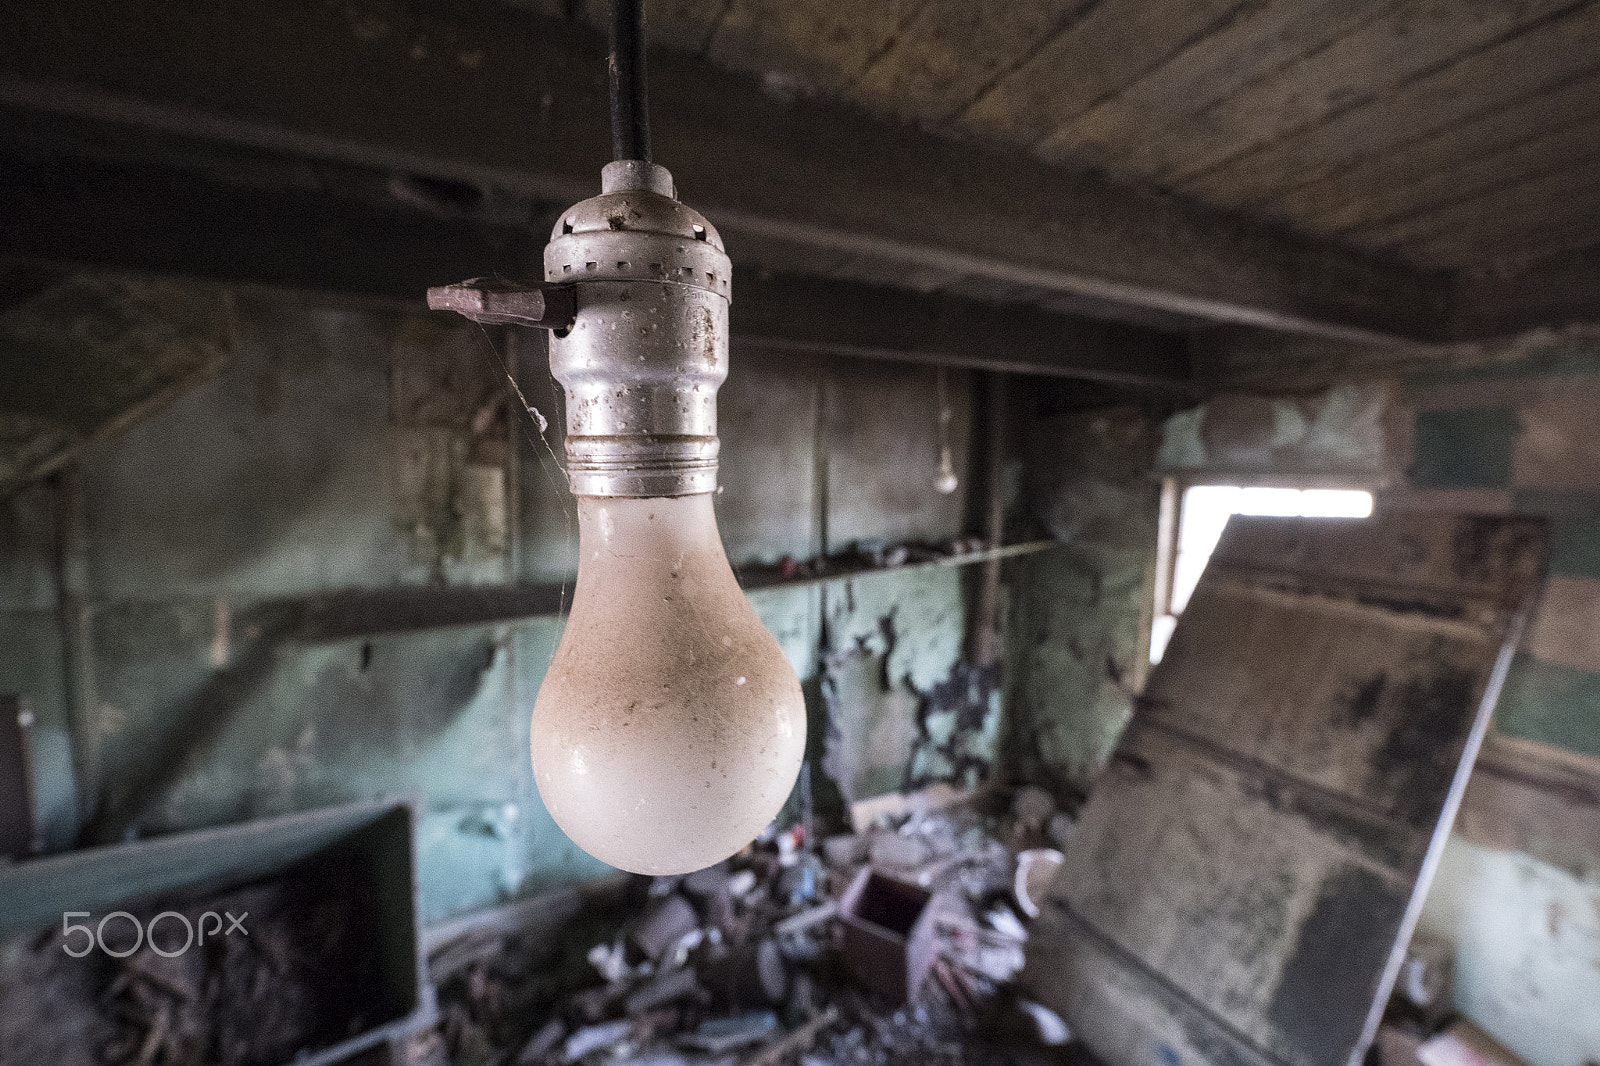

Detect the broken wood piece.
[
  {"left": 126, "top": 953, "right": 195, "bottom": 1003},
  {"left": 849, "top": 784, "right": 968, "bottom": 835},
  {"left": 132, "top": 1007, "right": 169, "bottom": 1066},
  {"left": 624, "top": 966, "right": 703, "bottom": 1016},
  {"left": 514, "top": 1018, "right": 566, "bottom": 1066},
  {"left": 738, "top": 1006, "right": 840, "bottom": 1066},
  {"left": 820, "top": 834, "right": 866, "bottom": 867},
  {"left": 930, "top": 958, "right": 973, "bottom": 1017},
  {"left": 1015, "top": 999, "right": 1071, "bottom": 1046},
  {"left": 679, "top": 1011, "right": 779, "bottom": 1054},
  {"left": 1417, "top": 1018, "right": 1533, "bottom": 1066},
  {"left": 560, "top": 1019, "right": 632, "bottom": 1063},
  {"left": 566, "top": 983, "right": 623, "bottom": 1023},
  {"left": 630, "top": 895, "right": 700, "bottom": 962},
  {"left": 698, "top": 938, "right": 787, "bottom": 1008},
  {"left": 681, "top": 863, "right": 732, "bottom": 900},
  {"left": 773, "top": 900, "right": 838, "bottom": 938}
]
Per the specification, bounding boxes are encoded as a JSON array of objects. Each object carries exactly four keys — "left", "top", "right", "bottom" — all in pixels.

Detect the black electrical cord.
[{"left": 608, "top": 0, "right": 650, "bottom": 162}]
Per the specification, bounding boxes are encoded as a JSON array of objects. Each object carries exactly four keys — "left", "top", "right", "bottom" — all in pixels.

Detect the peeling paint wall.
[
  {"left": 819, "top": 567, "right": 972, "bottom": 803},
  {"left": 1156, "top": 380, "right": 1408, "bottom": 486},
  {"left": 0, "top": 281, "right": 978, "bottom": 925},
  {"left": 1006, "top": 405, "right": 1161, "bottom": 793},
  {"left": 1399, "top": 338, "right": 1600, "bottom": 765}
]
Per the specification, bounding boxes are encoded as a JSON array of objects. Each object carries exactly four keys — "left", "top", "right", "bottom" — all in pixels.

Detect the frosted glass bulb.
[{"left": 531, "top": 493, "right": 807, "bottom": 874}]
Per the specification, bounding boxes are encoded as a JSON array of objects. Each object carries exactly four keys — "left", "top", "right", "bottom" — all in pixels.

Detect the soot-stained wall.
[{"left": 0, "top": 279, "right": 982, "bottom": 924}]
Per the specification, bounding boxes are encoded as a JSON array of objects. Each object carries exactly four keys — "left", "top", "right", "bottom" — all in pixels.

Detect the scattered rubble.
[
  {"left": 1012, "top": 850, "right": 1064, "bottom": 920},
  {"left": 0, "top": 860, "right": 390, "bottom": 1066},
  {"left": 767, "top": 535, "right": 1001, "bottom": 585},
  {"left": 423, "top": 785, "right": 1084, "bottom": 1066}
]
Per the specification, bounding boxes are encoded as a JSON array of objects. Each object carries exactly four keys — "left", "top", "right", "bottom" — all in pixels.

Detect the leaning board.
[{"left": 1022, "top": 513, "right": 1547, "bottom": 1066}]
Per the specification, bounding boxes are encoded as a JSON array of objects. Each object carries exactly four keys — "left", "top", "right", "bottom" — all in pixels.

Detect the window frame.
[{"left": 1146, "top": 475, "right": 1379, "bottom": 674}]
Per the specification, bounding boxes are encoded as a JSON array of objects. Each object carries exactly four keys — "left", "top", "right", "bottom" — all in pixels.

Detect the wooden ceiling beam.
[
  {"left": 1453, "top": 247, "right": 1600, "bottom": 340},
  {"left": 0, "top": 146, "right": 1192, "bottom": 386},
  {"left": 0, "top": 0, "right": 1448, "bottom": 345}
]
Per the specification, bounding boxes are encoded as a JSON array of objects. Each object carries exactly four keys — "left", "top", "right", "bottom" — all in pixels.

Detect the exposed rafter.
[
  {"left": 0, "top": 145, "right": 1191, "bottom": 386},
  {"left": 0, "top": 0, "right": 1450, "bottom": 345}
]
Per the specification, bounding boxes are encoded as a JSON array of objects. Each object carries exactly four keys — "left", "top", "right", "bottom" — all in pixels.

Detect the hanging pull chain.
[{"left": 935, "top": 366, "right": 959, "bottom": 494}]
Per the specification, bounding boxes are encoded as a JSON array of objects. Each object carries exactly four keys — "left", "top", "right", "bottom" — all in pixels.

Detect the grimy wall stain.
[
  {"left": 1153, "top": 346, "right": 1600, "bottom": 1066},
  {"left": 0, "top": 275, "right": 233, "bottom": 494},
  {"left": 0, "top": 280, "right": 991, "bottom": 924},
  {"left": 1005, "top": 405, "right": 1161, "bottom": 793},
  {"left": 1397, "top": 336, "right": 1600, "bottom": 1066}
]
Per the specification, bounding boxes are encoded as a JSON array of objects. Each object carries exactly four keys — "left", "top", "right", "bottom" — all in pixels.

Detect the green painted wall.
[
  {"left": 1006, "top": 406, "right": 1161, "bottom": 793},
  {"left": 1405, "top": 344, "right": 1600, "bottom": 761},
  {"left": 1410, "top": 408, "right": 1520, "bottom": 489},
  {"left": 1418, "top": 838, "right": 1600, "bottom": 1066},
  {"left": 0, "top": 285, "right": 983, "bottom": 925}
]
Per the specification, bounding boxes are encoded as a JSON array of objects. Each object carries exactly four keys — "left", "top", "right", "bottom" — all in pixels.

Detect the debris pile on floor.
[
  {"left": 0, "top": 862, "right": 387, "bottom": 1066},
  {"left": 767, "top": 535, "right": 998, "bottom": 583},
  {"left": 422, "top": 787, "right": 1083, "bottom": 1066}
]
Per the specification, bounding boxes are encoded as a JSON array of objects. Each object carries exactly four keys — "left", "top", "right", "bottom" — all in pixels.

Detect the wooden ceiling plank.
[
  {"left": 0, "top": 0, "right": 1450, "bottom": 341},
  {"left": 1334, "top": 110, "right": 1600, "bottom": 244},
  {"left": 1178, "top": 1, "right": 1600, "bottom": 214},
  {"left": 734, "top": 271, "right": 1194, "bottom": 386},
  {"left": 639, "top": 0, "right": 737, "bottom": 56},
  {"left": 1430, "top": 213, "right": 1600, "bottom": 274},
  {"left": 823, "top": 253, "right": 957, "bottom": 294},
  {"left": 952, "top": 0, "right": 1250, "bottom": 149},
  {"left": 714, "top": 228, "right": 856, "bottom": 280},
  {"left": 703, "top": 0, "right": 926, "bottom": 98},
  {"left": 1032, "top": 0, "right": 1390, "bottom": 174},
  {"left": 850, "top": 0, "right": 1094, "bottom": 128},
  {"left": 1268, "top": 72, "right": 1600, "bottom": 237},
  {"left": 1148, "top": 0, "right": 1581, "bottom": 191},
  {"left": 569, "top": 0, "right": 736, "bottom": 55},
  {"left": 0, "top": 144, "right": 1193, "bottom": 385},
  {"left": 1342, "top": 142, "right": 1600, "bottom": 250},
  {"left": 1399, "top": 165, "right": 1600, "bottom": 270}
]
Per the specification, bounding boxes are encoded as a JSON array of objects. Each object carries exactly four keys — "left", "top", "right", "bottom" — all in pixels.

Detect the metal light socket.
[{"left": 545, "top": 161, "right": 731, "bottom": 498}]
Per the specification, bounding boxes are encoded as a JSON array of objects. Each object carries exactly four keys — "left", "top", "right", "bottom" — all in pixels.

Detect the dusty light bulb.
[
  {"left": 523, "top": 160, "right": 805, "bottom": 875},
  {"left": 422, "top": 0, "right": 805, "bottom": 874},
  {"left": 531, "top": 494, "right": 804, "bottom": 873}
]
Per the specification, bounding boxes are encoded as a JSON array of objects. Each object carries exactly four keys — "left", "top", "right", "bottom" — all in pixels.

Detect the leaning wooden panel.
[
  {"left": 1147, "top": 571, "right": 1512, "bottom": 829},
  {"left": 1022, "top": 513, "right": 1547, "bottom": 1066}
]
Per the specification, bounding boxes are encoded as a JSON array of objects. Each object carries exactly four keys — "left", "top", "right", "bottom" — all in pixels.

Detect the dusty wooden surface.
[
  {"left": 1023, "top": 513, "right": 1547, "bottom": 1066},
  {"left": 563, "top": 0, "right": 1600, "bottom": 282},
  {"left": 0, "top": 0, "right": 1455, "bottom": 344}
]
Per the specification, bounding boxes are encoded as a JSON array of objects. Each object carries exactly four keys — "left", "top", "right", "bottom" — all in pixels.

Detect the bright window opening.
[{"left": 1149, "top": 485, "right": 1373, "bottom": 664}]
